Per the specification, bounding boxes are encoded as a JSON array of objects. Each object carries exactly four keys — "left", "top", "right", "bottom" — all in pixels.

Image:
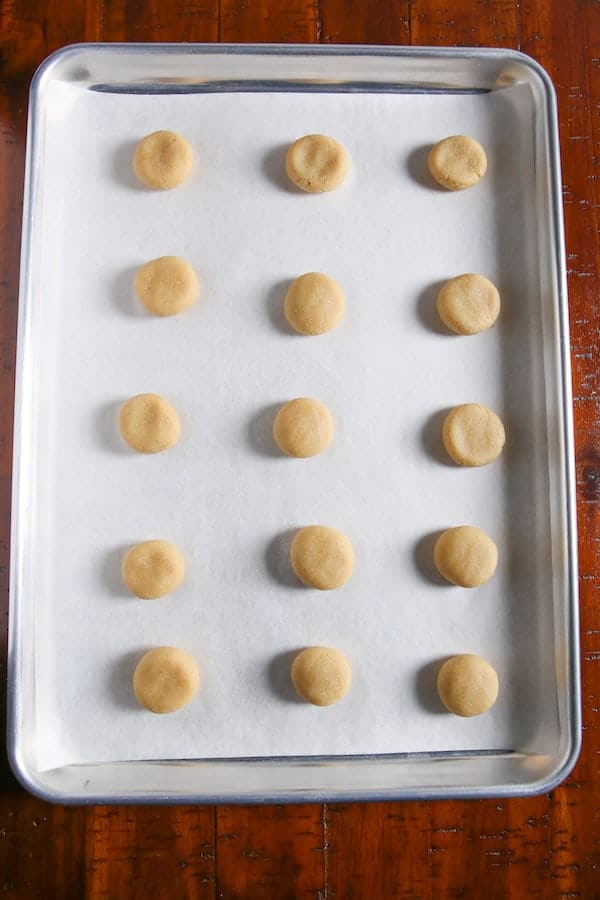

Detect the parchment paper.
[{"left": 31, "top": 81, "right": 553, "bottom": 769}]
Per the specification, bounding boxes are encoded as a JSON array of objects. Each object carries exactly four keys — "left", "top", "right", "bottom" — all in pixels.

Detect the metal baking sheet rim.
[{"left": 7, "top": 42, "right": 581, "bottom": 804}]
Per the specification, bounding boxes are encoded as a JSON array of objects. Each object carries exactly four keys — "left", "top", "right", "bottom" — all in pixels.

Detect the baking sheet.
[{"left": 31, "top": 81, "right": 555, "bottom": 770}]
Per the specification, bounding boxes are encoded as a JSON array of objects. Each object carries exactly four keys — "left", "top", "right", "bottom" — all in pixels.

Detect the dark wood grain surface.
[{"left": 1, "top": 1, "right": 599, "bottom": 897}]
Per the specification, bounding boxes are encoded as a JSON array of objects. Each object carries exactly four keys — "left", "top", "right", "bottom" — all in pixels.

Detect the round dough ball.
[
  {"left": 434, "top": 526, "right": 498, "bottom": 588},
  {"left": 290, "top": 526, "right": 354, "bottom": 590},
  {"left": 119, "top": 393, "right": 181, "bottom": 454},
  {"left": 284, "top": 272, "right": 346, "bottom": 335},
  {"left": 442, "top": 403, "right": 505, "bottom": 467},
  {"left": 273, "top": 398, "right": 334, "bottom": 458},
  {"left": 122, "top": 540, "right": 185, "bottom": 599},
  {"left": 285, "top": 134, "right": 349, "bottom": 193},
  {"left": 291, "top": 646, "right": 351, "bottom": 706},
  {"left": 134, "top": 256, "right": 199, "bottom": 317},
  {"left": 436, "top": 654, "right": 499, "bottom": 717},
  {"left": 133, "top": 646, "right": 200, "bottom": 714},
  {"left": 133, "top": 130, "right": 193, "bottom": 190},
  {"left": 427, "top": 135, "right": 487, "bottom": 191},
  {"left": 437, "top": 274, "right": 500, "bottom": 335}
]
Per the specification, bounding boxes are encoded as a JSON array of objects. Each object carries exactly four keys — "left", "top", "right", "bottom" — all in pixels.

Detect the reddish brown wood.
[
  {"left": 410, "top": 0, "right": 519, "bottom": 47},
  {"left": 101, "top": 0, "right": 218, "bottom": 43},
  {"left": 319, "top": 0, "right": 409, "bottom": 44},
  {"left": 220, "top": 0, "right": 317, "bottom": 43},
  {"left": 85, "top": 806, "right": 216, "bottom": 898},
  {"left": 0, "top": 1, "right": 599, "bottom": 898},
  {"left": 0, "top": 794, "right": 87, "bottom": 896},
  {"left": 216, "top": 805, "right": 325, "bottom": 898}
]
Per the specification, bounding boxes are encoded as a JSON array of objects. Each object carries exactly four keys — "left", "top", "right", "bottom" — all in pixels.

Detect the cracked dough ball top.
[
  {"left": 133, "top": 647, "right": 200, "bottom": 714},
  {"left": 427, "top": 135, "right": 487, "bottom": 191},
  {"left": 437, "top": 273, "right": 500, "bottom": 335},
  {"left": 285, "top": 134, "right": 349, "bottom": 193},
  {"left": 284, "top": 272, "right": 346, "bottom": 335},
  {"left": 273, "top": 398, "right": 334, "bottom": 458},
  {"left": 434, "top": 526, "right": 498, "bottom": 588},
  {"left": 436, "top": 654, "right": 499, "bottom": 717},
  {"left": 134, "top": 256, "right": 199, "bottom": 317},
  {"left": 442, "top": 403, "right": 505, "bottom": 467},
  {"left": 122, "top": 540, "right": 185, "bottom": 599},
  {"left": 119, "top": 393, "right": 181, "bottom": 454},
  {"left": 291, "top": 646, "right": 352, "bottom": 706},
  {"left": 290, "top": 525, "right": 354, "bottom": 590},
  {"left": 133, "top": 130, "right": 194, "bottom": 190}
]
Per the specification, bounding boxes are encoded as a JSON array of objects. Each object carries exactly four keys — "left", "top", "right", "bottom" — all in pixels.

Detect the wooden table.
[{"left": 1, "top": 1, "right": 599, "bottom": 896}]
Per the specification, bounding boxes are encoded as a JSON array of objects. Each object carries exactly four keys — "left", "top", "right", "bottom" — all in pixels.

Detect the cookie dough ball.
[
  {"left": 284, "top": 273, "right": 346, "bottom": 335},
  {"left": 133, "top": 130, "right": 193, "bottom": 190},
  {"left": 133, "top": 647, "right": 200, "bottom": 714},
  {"left": 437, "top": 274, "right": 500, "bottom": 335},
  {"left": 427, "top": 135, "right": 487, "bottom": 191},
  {"left": 291, "top": 646, "right": 351, "bottom": 706},
  {"left": 434, "top": 526, "right": 498, "bottom": 588},
  {"left": 134, "top": 256, "right": 199, "bottom": 317},
  {"left": 273, "top": 398, "right": 334, "bottom": 458},
  {"left": 285, "top": 134, "right": 349, "bottom": 193},
  {"left": 290, "top": 526, "right": 354, "bottom": 590},
  {"left": 119, "top": 393, "right": 181, "bottom": 454},
  {"left": 122, "top": 540, "right": 185, "bottom": 599},
  {"left": 436, "top": 654, "right": 499, "bottom": 717},
  {"left": 442, "top": 403, "right": 505, "bottom": 467}
]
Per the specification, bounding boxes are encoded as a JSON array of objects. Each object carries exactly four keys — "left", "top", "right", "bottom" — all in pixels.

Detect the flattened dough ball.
[
  {"left": 436, "top": 654, "right": 499, "bottom": 717},
  {"left": 119, "top": 393, "right": 181, "bottom": 454},
  {"left": 122, "top": 540, "right": 185, "bottom": 599},
  {"left": 285, "top": 134, "right": 349, "bottom": 193},
  {"left": 290, "top": 526, "right": 354, "bottom": 590},
  {"left": 284, "top": 272, "right": 345, "bottom": 335},
  {"left": 427, "top": 135, "right": 487, "bottom": 191},
  {"left": 273, "top": 398, "right": 334, "bottom": 458},
  {"left": 133, "top": 647, "right": 200, "bottom": 714},
  {"left": 434, "top": 526, "right": 498, "bottom": 588},
  {"left": 133, "top": 130, "right": 193, "bottom": 190},
  {"left": 134, "top": 256, "right": 199, "bottom": 317},
  {"left": 291, "top": 646, "right": 351, "bottom": 706},
  {"left": 437, "top": 274, "right": 500, "bottom": 335},
  {"left": 442, "top": 403, "right": 505, "bottom": 467}
]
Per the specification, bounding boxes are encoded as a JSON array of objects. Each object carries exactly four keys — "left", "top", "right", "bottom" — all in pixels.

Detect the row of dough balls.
[
  {"left": 132, "top": 645, "right": 498, "bottom": 718},
  {"left": 134, "top": 261, "right": 348, "bottom": 333},
  {"left": 134, "top": 256, "right": 501, "bottom": 338},
  {"left": 133, "top": 129, "right": 487, "bottom": 194},
  {"left": 122, "top": 523, "right": 498, "bottom": 602},
  {"left": 118, "top": 393, "right": 506, "bottom": 466}
]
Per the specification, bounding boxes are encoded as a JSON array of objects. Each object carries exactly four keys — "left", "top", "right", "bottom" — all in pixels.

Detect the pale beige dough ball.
[
  {"left": 437, "top": 274, "right": 500, "bottom": 335},
  {"left": 133, "top": 647, "right": 200, "bottom": 714},
  {"left": 122, "top": 540, "right": 185, "bottom": 599},
  {"left": 427, "top": 135, "right": 487, "bottom": 191},
  {"left": 272, "top": 398, "right": 334, "bottom": 458},
  {"left": 434, "top": 526, "right": 498, "bottom": 588},
  {"left": 436, "top": 654, "right": 499, "bottom": 717},
  {"left": 134, "top": 256, "right": 199, "bottom": 317},
  {"left": 290, "top": 525, "right": 354, "bottom": 590},
  {"left": 133, "top": 130, "right": 193, "bottom": 190},
  {"left": 442, "top": 403, "right": 505, "bottom": 466},
  {"left": 285, "top": 134, "right": 349, "bottom": 193},
  {"left": 119, "top": 393, "right": 181, "bottom": 454},
  {"left": 284, "top": 273, "right": 346, "bottom": 335},
  {"left": 291, "top": 646, "right": 352, "bottom": 706}
]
